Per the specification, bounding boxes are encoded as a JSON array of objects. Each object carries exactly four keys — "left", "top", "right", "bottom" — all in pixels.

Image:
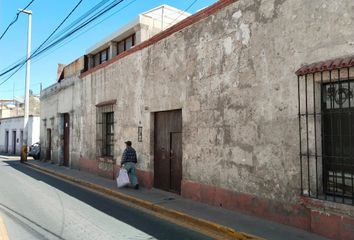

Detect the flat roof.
[
  {"left": 86, "top": 4, "right": 191, "bottom": 55},
  {"left": 0, "top": 115, "right": 40, "bottom": 121}
]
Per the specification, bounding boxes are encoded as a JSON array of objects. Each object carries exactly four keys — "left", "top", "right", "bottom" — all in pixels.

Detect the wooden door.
[
  {"left": 12, "top": 131, "right": 16, "bottom": 154},
  {"left": 63, "top": 114, "right": 70, "bottom": 166},
  {"left": 170, "top": 132, "right": 182, "bottom": 193},
  {"left": 5, "top": 131, "right": 9, "bottom": 153},
  {"left": 154, "top": 110, "right": 182, "bottom": 194},
  {"left": 47, "top": 129, "right": 52, "bottom": 161}
]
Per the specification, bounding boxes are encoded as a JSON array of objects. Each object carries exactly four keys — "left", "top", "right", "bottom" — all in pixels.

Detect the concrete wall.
[
  {"left": 77, "top": 0, "right": 354, "bottom": 201},
  {"left": 40, "top": 75, "right": 77, "bottom": 167},
  {"left": 0, "top": 116, "right": 40, "bottom": 154}
]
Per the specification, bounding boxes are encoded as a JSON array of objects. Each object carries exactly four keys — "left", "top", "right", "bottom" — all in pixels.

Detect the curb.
[
  {"left": 25, "top": 162, "right": 262, "bottom": 240},
  {"left": 0, "top": 216, "right": 9, "bottom": 240}
]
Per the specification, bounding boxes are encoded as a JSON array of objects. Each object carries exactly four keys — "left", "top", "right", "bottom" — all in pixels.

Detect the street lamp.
[{"left": 18, "top": 8, "right": 32, "bottom": 162}]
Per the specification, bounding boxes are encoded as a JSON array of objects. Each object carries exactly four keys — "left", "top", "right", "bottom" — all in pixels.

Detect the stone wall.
[
  {"left": 77, "top": 0, "right": 354, "bottom": 203},
  {"left": 40, "top": 75, "right": 78, "bottom": 166},
  {"left": 41, "top": 0, "right": 354, "bottom": 238}
]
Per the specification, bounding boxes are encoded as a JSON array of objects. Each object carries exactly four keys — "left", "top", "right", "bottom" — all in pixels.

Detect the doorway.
[
  {"left": 63, "top": 113, "right": 70, "bottom": 166},
  {"left": 154, "top": 110, "right": 182, "bottom": 194},
  {"left": 5, "top": 131, "right": 9, "bottom": 153},
  {"left": 47, "top": 129, "right": 52, "bottom": 161},
  {"left": 12, "top": 131, "right": 16, "bottom": 154}
]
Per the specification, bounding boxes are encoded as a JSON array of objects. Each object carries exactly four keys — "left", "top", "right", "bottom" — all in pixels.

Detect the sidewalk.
[{"left": 25, "top": 160, "right": 329, "bottom": 240}]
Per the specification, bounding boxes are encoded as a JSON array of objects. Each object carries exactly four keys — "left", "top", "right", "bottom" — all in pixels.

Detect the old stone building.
[{"left": 40, "top": 1, "right": 354, "bottom": 239}]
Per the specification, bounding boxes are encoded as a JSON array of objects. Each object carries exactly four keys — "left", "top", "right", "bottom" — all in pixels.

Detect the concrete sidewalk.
[{"left": 24, "top": 160, "right": 328, "bottom": 240}]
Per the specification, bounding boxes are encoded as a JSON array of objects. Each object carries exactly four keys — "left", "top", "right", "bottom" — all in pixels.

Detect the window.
[
  {"left": 117, "top": 33, "right": 135, "bottom": 55},
  {"left": 93, "top": 48, "right": 109, "bottom": 67},
  {"left": 96, "top": 102, "right": 116, "bottom": 158},
  {"left": 100, "top": 49, "right": 108, "bottom": 63},
  {"left": 296, "top": 57, "right": 354, "bottom": 205},
  {"left": 103, "top": 112, "right": 114, "bottom": 157},
  {"left": 118, "top": 41, "right": 125, "bottom": 54}
]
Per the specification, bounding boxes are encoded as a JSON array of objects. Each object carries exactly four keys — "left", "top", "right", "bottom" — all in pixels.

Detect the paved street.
[{"left": 0, "top": 158, "right": 210, "bottom": 240}]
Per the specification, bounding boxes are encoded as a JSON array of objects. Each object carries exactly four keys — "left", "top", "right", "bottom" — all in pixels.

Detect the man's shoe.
[{"left": 134, "top": 184, "right": 139, "bottom": 190}]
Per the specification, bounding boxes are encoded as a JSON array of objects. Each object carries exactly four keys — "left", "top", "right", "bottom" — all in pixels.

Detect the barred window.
[
  {"left": 117, "top": 33, "right": 135, "bottom": 55},
  {"left": 296, "top": 57, "right": 354, "bottom": 205},
  {"left": 96, "top": 102, "right": 116, "bottom": 158},
  {"left": 104, "top": 112, "right": 114, "bottom": 157}
]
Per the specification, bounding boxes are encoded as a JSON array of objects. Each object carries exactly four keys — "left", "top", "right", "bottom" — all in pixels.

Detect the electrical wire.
[
  {"left": 31, "top": 0, "right": 137, "bottom": 65},
  {"left": 0, "top": 0, "right": 126, "bottom": 85},
  {"left": 0, "top": 0, "right": 35, "bottom": 41},
  {"left": 167, "top": 0, "right": 197, "bottom": 28},
  {"left": 0, "top": 0, "right": 137, "bottom": 94},
  {"left": 0, "top": 0, "right": 84, "bottom": 85}
]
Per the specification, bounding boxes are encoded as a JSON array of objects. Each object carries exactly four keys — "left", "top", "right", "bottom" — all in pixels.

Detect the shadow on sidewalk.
[{"left": 3, "top": 160, "right": 210, "bottom": 240}]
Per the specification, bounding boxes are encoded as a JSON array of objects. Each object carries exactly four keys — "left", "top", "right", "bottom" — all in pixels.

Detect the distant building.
[
  {"left": 0, "top": 115, "right": 40, "bottom": 154},
  {"left": 0, "top": 93, "right": 40, "bottom": 119},
  {"left": 0, "top": 99, "right": 23, "bottom": 118}
]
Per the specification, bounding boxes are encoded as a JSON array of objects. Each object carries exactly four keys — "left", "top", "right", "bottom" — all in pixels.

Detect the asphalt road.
[{"left": 0, "top": 158, "right": 210, "bottom": 240}]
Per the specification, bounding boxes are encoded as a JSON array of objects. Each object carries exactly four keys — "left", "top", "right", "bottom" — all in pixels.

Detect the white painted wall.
[{"left": 0, "top": 116, "right": 40, "bottom": 154}]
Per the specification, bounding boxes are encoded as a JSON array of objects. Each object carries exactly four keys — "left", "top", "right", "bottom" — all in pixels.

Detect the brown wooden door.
[
  {"left": 63, "top": 113, "right": 70, "bottom": 166},
  {"left": 5, "top": 131, "right": 9, "bottom": 153},
  {"left": 170, "top": 132, "right": 182, "bottom": 193},
  {"left": 154, "top": 110, "right": 182, "bottom": 194},
  {"left": 12, "top": 131, "right": 16, "bottom": 154},
  {"left": 47, "top": 129, "right": 52, "bottom": 161}
]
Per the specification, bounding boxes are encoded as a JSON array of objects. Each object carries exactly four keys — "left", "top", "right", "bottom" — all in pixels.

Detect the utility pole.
[{"left": 19, "top": 9, "right": 32, "bottom": 162}]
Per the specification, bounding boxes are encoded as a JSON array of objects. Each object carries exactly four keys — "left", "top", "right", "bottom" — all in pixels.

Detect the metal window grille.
[
  {"left": 298, "top": 66, "right": 354, "bottom": 205},
  {"left": 96, "top": 105, "right": 115, "bottom": 158},
  {"left": 104, "top": 112, "right": 114, "bottom": 157}
]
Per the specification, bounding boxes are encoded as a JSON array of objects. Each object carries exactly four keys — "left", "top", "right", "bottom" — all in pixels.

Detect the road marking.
[{"left": 0, "top": 216, "right": 9, "bottom": 240}]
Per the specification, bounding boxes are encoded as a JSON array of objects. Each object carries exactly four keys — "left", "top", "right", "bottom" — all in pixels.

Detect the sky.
[{"left": 0, "top": 0, "right": 217, "bottom": 100}]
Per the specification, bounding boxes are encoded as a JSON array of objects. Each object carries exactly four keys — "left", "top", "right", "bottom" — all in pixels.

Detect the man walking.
[{"left": 120, "top": 141, "right": 139, "bottom": 189}]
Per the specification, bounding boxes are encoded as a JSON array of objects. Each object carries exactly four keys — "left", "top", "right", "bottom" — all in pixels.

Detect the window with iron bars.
[
  {"left": 96, "top": 104, "right": 115, "bottom": 158},
  {"left": 297, "top": 61, "right": 354, "bottom": 205}
]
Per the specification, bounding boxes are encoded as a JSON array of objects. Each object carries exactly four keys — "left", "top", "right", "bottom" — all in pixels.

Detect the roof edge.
[
  {"left": 80, "top": 0, "right": 238, "bottom": 79},
  {"left": 295, "top": 55, "right": 354, "bottom": 76}
]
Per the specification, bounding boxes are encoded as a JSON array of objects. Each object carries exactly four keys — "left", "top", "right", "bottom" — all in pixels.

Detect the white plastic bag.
[{"left": 117, "top": 168, "right": 130, "bottom": 188}]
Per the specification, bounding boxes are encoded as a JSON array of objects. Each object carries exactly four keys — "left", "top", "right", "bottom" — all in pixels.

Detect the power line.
[
  {"left": 167, "top": 0, "right": 197, "bottom": 28},
  {"left": 31, "top": 0, "right": 137, "bottom": 65},
  {"left": 0, "top": 0, "right": 35, "bottom": 41},
  {"left": 0, "top": 0, "right": 108, "bottom": 76},
  {"left": 0, "top": 0, "right": 84, "bottom": 86},
  {"left": 0, "top": 0, "right": 126, "bottom": 85},
  {"left": 0, "top": 0, "right": 137, "bottom": 94}
]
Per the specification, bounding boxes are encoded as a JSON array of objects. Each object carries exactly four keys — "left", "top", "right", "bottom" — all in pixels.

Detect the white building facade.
[{"left": 0, "top": 115, "right": 40, "bottom": 154}]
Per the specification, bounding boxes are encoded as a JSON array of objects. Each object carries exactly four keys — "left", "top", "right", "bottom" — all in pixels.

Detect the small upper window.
[
  {"left": 100, "top": 49, "right": 108, "bottom": 63},
  {"left": 117, "top": 33, "right": 135, "bottom": 55},
  {"left": 93, "top": 48, "right": 109, "bottom": 67}
]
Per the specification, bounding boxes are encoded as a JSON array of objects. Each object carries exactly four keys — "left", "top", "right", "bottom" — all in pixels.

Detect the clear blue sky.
[{"left": 0, "top": 0, "right": 217, "bottom": 99}]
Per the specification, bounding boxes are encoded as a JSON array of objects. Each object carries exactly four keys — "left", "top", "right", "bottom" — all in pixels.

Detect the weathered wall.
[
  {"left": 78, "top": 0, "right": 354, "bottom": 202},
  {"left": 40, "top": 75, "right": 78, "bottom": 167},
  {"left": 63, "top": 57, "right": 84, "bottom": 79},
  {"left": 41, "top": 0, "right": 354, "bottom": 238}
]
